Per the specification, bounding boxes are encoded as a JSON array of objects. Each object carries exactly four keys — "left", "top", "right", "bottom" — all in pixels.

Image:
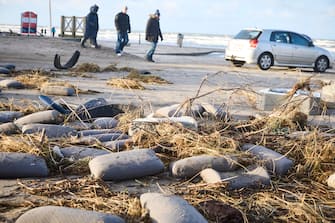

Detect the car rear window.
[{"left": 234, "top": 30, "right": 262, "bottom": 40}]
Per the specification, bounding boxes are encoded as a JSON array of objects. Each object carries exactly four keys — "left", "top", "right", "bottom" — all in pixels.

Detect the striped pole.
[{"left": 49, "top": 0, "right": 52, "bottom": 36}]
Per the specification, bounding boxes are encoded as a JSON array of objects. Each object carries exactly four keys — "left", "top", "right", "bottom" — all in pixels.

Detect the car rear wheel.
[
  {"left": 314, "top": 56, "right": 329, "bottom": 73},
  {"left": 257, "top": 53, "right": 273, "bottom": 70},
  {"left": 231, "top": 61, "right": 245, "bottom": 67}
]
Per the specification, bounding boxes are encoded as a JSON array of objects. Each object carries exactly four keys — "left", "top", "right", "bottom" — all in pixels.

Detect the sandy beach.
[
  {"left": 1, "top": 35, "right": 334, "bottom": 112},
  {"left": 0, "top": 35, "right": 335, "bottom": 222}
]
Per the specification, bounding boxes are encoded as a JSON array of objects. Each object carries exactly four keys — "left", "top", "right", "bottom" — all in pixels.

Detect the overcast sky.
[{"left": 0, "top": 0, "right": 334, "bottom": 39}]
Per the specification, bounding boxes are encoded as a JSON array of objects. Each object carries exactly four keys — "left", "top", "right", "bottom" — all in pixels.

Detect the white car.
[{"left": 225, "top": 28, "right": 334, "bottom": 72}]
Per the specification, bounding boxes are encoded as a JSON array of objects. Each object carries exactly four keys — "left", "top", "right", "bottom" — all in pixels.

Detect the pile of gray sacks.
[{"left": 0, "top": 86, "right": 334, "bottom": 221}]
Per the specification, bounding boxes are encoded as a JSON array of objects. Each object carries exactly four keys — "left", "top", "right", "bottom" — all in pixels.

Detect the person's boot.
[
  {"left": 91, "top": 44, "right": 101, "bottom": 49},
  {"left": 146, "top": 55, "right": 155, "bottom": 62},
  {"left": 81, "top": 39, "right": 86, "bottom": 48}
]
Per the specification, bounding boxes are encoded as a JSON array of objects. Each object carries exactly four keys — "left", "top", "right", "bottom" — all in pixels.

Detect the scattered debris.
[
  {"left": 14, "top": 70, "right": 50, "bottom": 89},
  {"left": 126, "top": 70, "right": 171, "bottom": 84},
  {"left": 107, "top": 70, "right": 171, "bottom": 90},
  {"left": 73, "top": 63, "right": 101, "bottom": 73},
  {"left": 0, "top": 76, "right": 334, "bottom": 223},
  {"left": 54, "top": 50, "right": 80, "bottom": 70},
  {"left": 107, "top": 78, "right": 145, "bottom": 90}
]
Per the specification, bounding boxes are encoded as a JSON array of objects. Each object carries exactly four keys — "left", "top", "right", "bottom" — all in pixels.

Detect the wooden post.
[
  {"left": 83, "top": 17, "right": 86, "bottom": 35},
  {"left": 139, "top": 33, "right": 141, "bottom": 45},
  {"left": 60, "top": 16, "right": 65, "bottom": 37},
  {"left": 72, "top": 16, "right": 76, "bottom": 37}
]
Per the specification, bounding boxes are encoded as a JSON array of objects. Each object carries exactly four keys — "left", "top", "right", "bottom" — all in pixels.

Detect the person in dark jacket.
[
  {"left": 114, "top": 6, "right": 131, "bottom": 56},
  {"left": 81, "top": 4, "right": 100, "bottom": 48},
  {"left": 145, "top": 9, "right": 163, "bottom": 62}
]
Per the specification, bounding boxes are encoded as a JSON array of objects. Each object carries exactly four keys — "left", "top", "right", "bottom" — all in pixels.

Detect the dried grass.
[
  {"left": 60, "top": 157, "right": 91, "bottom": 175},
  {"left": 73, "top": 63, "right": 101, "bottom": 73},
  {"left": 0, "top": 135, "right": 42, "bottom": 155},
  {"left": 287, "top": 76, "right": 313, "bottom": 97},
  {"left": 101, "top": 65, "right": 137, "bottom": 73},
  {"left": 126, "top": 70, "right": 171, "bottom": 84},
  {"left": 116, "top": 108, "right": 144, "bottom": 133},
  {"left": 0, "top": 99, "right": 42, "bottom": 114},
  {"left": 132, "top": 122, "right": 240, "bottom": 159},
  {"left": 106, "top": 70, "right": 170, "bottom": 90},
  {"left": 14, "top": 70, "right": 51, "bottom": 89},
  {"left": 68, "top": 72, "right": 94, "bottom": 78},
  {"left": 16, "top": 177, "right": 144, "bottom": 222},
  {"left": 12, "top": 69, "right": 53, "bottom": 77},
  {"left": 102, "top": 64, "right": 119, "bottom": 72},
  {"left": 1, "top": 74, "right": 334, "bottom": 222},
  {"left": 107, "top": 78, "right": 145, "bottom": 90},
  {"left": 12, "top": 70, "right": 86, "bottom": 94},
  {"left": 119, "top": 67, "right": 137, "bottom": 72},
  {"left": 2, "top": 111, "right": 333, "bottom": 222}
]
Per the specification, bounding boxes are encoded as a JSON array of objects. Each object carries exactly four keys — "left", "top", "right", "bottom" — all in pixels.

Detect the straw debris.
[
  {"left": 102, "top": 64, "right": 119, "bottom": 72},
  {"left": 1, "top": 75, "right": 334, "bottom": 223},
  {"left": 0, "top": 135, "right": 42, "bottom": 155},
  {"left": 126, "top": 70, "right": 171, "bottom": 84},
  {"left": 0, "top": 98, "right": 42, "bottom": 114},
  {"left": 107, "top": 70, "right": 171, "bottom": 90},
  {"left": 107, "top": 78, "right": 145, "bottom": 90},
  {"left": 119, "top": 67, "right": 137, "bottom": 72},
  {"left": 17, "top": 177, "right": 143, "bottom": 222},
  {"left": 73, "top": 63, "right": 101, "bottom": 73},
  {"left": 15, "top": 70, "right": 50, "bottom": 89}
]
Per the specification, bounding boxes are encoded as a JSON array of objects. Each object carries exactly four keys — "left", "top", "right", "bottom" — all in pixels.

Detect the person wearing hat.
[
  {"left": 145, "top": 9, "right": 163, "bottom": 62},
  {"left": 114, "top": 6, "right": 131, "bottom": 56},
  {"left": 81, "top": 4, "right": 100, "bottom": 48}
]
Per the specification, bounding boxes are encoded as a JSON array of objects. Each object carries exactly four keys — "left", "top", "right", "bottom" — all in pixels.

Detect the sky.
[{"left": 0, "top": 0, "right": 335, "bottom": 39}]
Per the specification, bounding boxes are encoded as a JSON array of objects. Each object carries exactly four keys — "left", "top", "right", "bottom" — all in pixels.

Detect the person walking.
[
  {"left": 145, "top": 9, "right": 163, "bottom": 62},
  {"left": 81, "top": 4, "right": 100, "bottom": 48},
  {"left": 114, "top": 6, "right": 131, "bottom": 56},
  {"left": 51, "top": 27, "right": 56, "bottom": 37}
]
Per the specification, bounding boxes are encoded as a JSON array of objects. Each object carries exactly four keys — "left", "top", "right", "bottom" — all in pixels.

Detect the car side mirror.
[{"left": 308, "top": 41, "right": 314, "bottom": 47}]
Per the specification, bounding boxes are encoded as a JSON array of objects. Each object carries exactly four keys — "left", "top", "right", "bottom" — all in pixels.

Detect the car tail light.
[{"left": 250, "top": 39, "right": 258, "bottom": 48}]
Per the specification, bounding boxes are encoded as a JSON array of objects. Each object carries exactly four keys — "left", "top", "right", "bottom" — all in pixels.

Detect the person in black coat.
[
  {"left": 145, "top": 9, "right": 163, "bottom": 62},
  {"left": 114, "top": 6, "right": 131, "bottom": 56},
  {"left": 81, "top": 4, "right": 100, "bottom": 48}
]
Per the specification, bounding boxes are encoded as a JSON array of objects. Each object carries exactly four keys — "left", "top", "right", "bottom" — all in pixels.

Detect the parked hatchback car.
[{"left": 225, "top": 28, "right": 334, "bottom": 72}]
